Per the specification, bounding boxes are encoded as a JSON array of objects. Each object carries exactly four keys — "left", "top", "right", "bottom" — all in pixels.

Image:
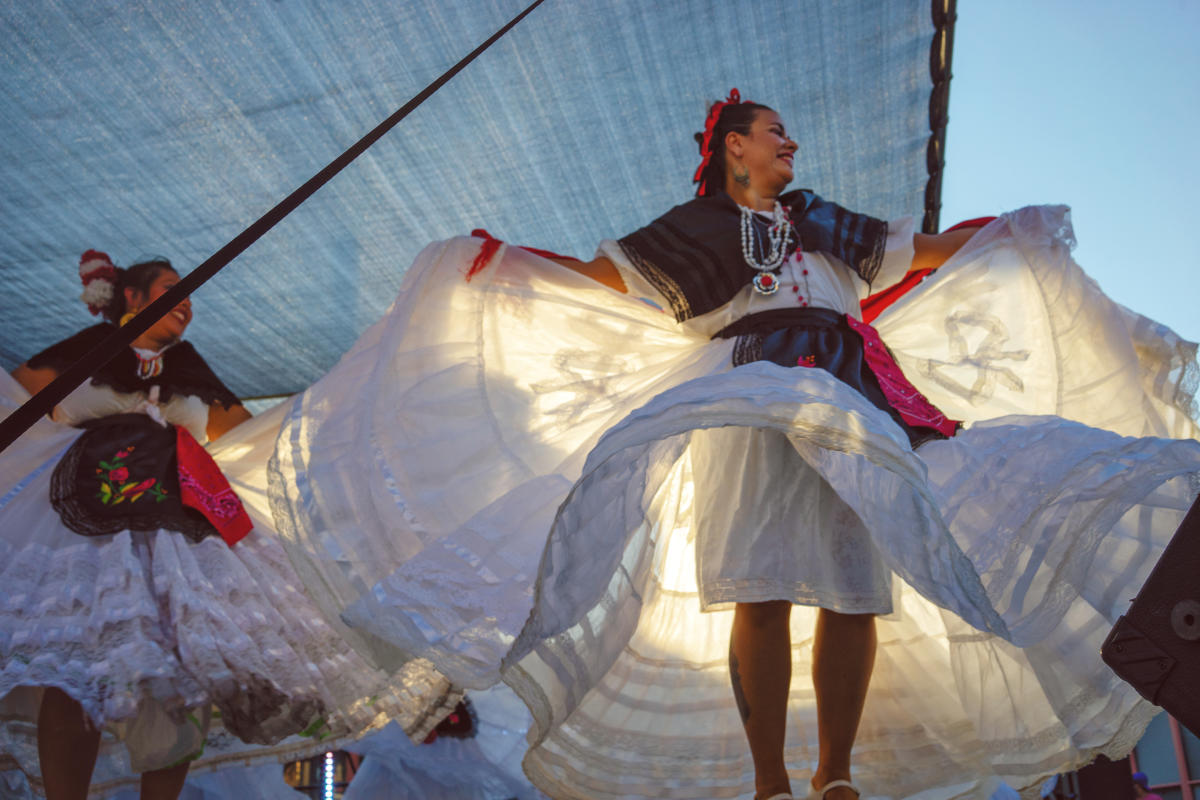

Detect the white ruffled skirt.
[
  {"left": 0, "top": 383, "right": 458, "bottom": 788},
  {"left": 268, "top": 207, "right": 1200, "bottom": 799}
]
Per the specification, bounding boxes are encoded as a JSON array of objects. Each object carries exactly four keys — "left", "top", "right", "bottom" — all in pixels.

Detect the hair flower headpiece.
[
  {"left": 79, "top": 249, "right": 119, "bottom": 316},
  {"left": 693, "top": 88, "right": 742, "bottom": 196}
]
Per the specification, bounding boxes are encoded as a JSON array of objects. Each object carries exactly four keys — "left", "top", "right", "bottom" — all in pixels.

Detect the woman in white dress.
[
  {"left": 267, "top": 93, "right": 1200, "bottom": 800},
  {"left": 554, "top": 95, "right": 979, "bottom": 800},
  {"left": 1, "top": 251, "right": 457, "bottom": 799}
]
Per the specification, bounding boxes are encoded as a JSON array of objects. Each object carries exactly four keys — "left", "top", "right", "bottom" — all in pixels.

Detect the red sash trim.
[
  {"left": 466, "top": 229, "right": 580, "bottom": 281},
  {"left": 843, "top": 315, "right": 959, "bottom": 438},
  {"left": 175, "top": 426, "right": 252, "bottom": 546}
]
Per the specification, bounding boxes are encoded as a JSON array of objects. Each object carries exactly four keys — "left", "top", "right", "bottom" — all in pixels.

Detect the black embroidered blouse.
[{"left": 616, "top": 190, "right": 888, "bottom": 322}]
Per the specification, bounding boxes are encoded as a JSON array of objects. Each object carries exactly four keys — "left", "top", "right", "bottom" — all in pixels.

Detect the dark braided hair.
[
  {"left": 693, "top": 100, "right": 773, "bottom": 197},
  {"left": 100, "top": 258, "right": 176, "bottom": 325}
]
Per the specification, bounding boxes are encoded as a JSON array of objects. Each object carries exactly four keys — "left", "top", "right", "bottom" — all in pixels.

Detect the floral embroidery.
[
  {"left": 94, "top": 444, "right": 168, "bottom": 505},
  {"left": 796, "top": 354, "right": 817, "bottom": 367}
]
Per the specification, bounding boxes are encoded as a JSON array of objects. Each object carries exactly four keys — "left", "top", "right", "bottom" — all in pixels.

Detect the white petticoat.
[
  {"left": 690, "top": 425, "right": 893, "bottom": 614},
  {"left": 269, "top": 206, "right": 1200, "bottom": 800},
  {"left": 0, "top": 379, "right": 458, "bottom": 789}
]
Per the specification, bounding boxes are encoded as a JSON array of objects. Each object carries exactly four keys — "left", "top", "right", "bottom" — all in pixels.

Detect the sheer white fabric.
[
  {"left": 269, "top": 207, "right": 1200, "bottom": 799},
  {"left": 0, "top": 375, "right": 457, "bottom": 786},
  {"left": 342, "top": 685, "right": 547, "bottom": 800}
]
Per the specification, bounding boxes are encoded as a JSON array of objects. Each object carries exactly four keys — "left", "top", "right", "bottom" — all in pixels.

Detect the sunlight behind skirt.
[{"left": 270, "top": 208, "right": 1200, "bottom": 800}]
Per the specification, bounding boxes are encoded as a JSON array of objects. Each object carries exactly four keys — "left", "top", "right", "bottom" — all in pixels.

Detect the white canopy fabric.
[{"left": 0, "top": 0, "right": 939, "bottom": 400}]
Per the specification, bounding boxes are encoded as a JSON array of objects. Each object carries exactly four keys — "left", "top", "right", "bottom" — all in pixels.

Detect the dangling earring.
[
  {"left": 732, "top": 164, "right": 750, "bottom": 187},
  {"left": 119, "top": 308, "right": 140, "bottom": 327}
]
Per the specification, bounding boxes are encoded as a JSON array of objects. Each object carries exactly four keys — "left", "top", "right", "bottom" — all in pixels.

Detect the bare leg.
[
  {"left": 140, "top": 762, "right": 190, "bottom": 800},
  {"left": 730, "top": 600, "right": 793, "bottom": 799},
  {"left": 811, "top": 608, "right": 876, "bottom": 800},
  {"left": 38, "top": 688, "right": 101, "bottom": 800}
]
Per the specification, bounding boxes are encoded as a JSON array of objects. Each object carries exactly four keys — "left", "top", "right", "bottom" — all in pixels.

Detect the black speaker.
[{"left": 1102, "top": 495, "right": 1200, "bottom": 736}]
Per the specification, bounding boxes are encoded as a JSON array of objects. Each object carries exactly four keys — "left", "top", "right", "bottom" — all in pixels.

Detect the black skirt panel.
[{"left": 50, "top": 413, "right": 219, "bottom": 543}]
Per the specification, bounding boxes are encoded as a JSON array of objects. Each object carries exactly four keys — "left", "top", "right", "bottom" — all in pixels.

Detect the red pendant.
[{"left": 752, "top": 272, "right": 779, "bottom": 295}]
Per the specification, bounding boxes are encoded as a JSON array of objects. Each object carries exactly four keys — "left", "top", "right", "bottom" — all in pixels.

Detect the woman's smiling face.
[
  {"left": 125, "top": 267, "right": 191, "bottom": 345},
  {"left": 727, "top": 108, "right": 798, "bottom": 195}
]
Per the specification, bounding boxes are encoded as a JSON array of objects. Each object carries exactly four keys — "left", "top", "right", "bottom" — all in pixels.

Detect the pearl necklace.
[{"left": 739, "top": 201, "right": 792, "bottom": 295}]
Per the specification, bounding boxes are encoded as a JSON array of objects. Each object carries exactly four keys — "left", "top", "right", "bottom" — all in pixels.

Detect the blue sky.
[{"left": 941, "top": 0, "right": 1200, "bottom": 343}]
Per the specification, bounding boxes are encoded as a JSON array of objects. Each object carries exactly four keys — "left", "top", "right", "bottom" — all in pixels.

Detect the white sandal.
[
  {"left": 762, "top": 794, "right": 794, "bottom": 800},
  {"left": 808, "top": 779, "right": 860, "bottom": 800}
]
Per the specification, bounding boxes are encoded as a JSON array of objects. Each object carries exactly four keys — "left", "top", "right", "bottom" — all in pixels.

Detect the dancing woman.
[
  {"left": 0, "top": 252, "right": 456, "bottom": 799},
  {"left": 269, "top": 92, "right": 1200, "bottom": 799},
  {"left": 553, "top": 92, "right": 976, "bottom": 800}
]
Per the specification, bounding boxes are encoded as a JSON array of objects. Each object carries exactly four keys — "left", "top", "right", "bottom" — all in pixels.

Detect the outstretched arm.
[
  {"left": 206, "top": 402, "right": 252, "bottom": 441},
  {"left": 11, "top": 363, "right": 59, "bottom": 398},
  {"left": 911, "top": 227, "right": 978, "bottom": 273},
  {"left": 553, "top": 231, "right": 978, "bottom": 293},
  {"left": 548, "top": 256, "right": 628, "bottom": 293}
]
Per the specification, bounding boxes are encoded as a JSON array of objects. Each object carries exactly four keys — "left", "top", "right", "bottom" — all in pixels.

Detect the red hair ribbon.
[
  {"left": 79, "top": 249, "right": 118, "bottom": 284},
  {"left": 693, "top": 88, "right": 742, "bottom": 196},
  {"left": 78, "top": 249, "right": 120, "bottom": 316}
]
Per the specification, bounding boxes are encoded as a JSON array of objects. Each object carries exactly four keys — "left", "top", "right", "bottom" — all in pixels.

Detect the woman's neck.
[
  {"left": 129, "top": 331, "right": 177, "bottom": 353},
  {"left": 725, "top": 183, "right": 780, "bottom": 212}
]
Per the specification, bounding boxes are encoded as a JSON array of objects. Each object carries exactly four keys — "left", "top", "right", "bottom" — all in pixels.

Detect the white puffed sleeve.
[{"left": 863, "top": 215, "right": 917, "bottom": 296}]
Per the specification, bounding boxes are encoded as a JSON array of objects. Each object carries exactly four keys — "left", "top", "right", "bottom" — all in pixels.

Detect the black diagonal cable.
[{"left": 0, "top": 0, "right": 546, "bottom": 454}]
